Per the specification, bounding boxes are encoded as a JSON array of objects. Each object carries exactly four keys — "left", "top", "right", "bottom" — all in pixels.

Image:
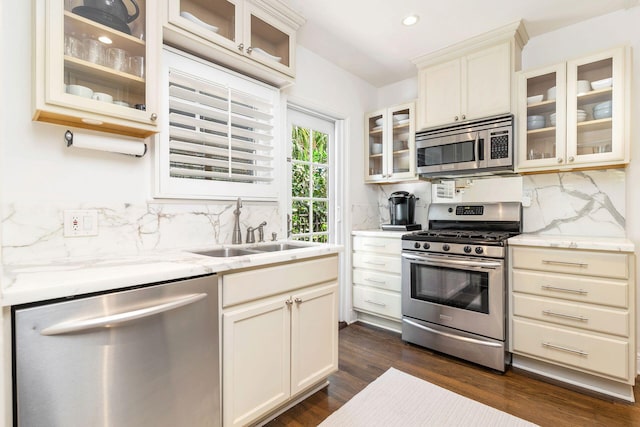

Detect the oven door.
[
  {"left": 415, "top": 130, "right": 483, "bottom": 175},
  {"left": 401, "top": 251, "right": 504, "bottom": 340}
]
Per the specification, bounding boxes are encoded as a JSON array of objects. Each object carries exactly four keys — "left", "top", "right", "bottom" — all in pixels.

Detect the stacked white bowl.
[
  {"left": 527, "top": 115, "right": 545, "bottom": 130},
  {"left": 577, "top": 80, "right": 591, "bottom": 95},
  {"left": 576, "top": 109, "right": 588, "bottom": 122},
  {"left": 593, "top": 100, "right": 612, "bottom": 119},
  {"left": 549, "top": 113, "right": 557, "bottom": 126}
]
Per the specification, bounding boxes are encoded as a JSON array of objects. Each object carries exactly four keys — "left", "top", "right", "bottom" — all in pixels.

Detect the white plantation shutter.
[{"left": 156, "top": 49, "right": 281, "bottom": 200}]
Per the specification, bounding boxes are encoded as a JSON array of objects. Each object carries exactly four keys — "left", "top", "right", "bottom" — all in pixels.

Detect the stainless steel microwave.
[{"left": 415, "top": 114, "right": 514, "bottom": 177}]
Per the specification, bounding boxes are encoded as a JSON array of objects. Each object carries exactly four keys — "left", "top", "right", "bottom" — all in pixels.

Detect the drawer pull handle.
[
  {"left": 364, "top": 299, "right": 386, "bottom": 307},
  {"left": 364, "top": 278, "right": 387, "bottom": 284},
  {"left": 542, "top": 260, "right": 588, "bottom": 268},
  {"left": 541, "top": 285, "right": 588, "bottom": 295},
  {"left": 364, "top": 243, "right": 386, "bottom": 248},
  {"left": 365, "top": 261, "right": 386, "bottom": 266},
  {"left": 542, "top": 342, "right": 588, "bottom": 357},
  {"left": 542, "top": 310, "right": 588, "bottom": 322}
]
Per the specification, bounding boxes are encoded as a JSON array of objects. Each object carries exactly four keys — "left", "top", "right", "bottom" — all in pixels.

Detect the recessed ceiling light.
[
  {"left": 98, "top": 36, "right": 113, "bottom": 44},
  {"left": 402, "top": 14, "right": 419, "bottom": 26}
]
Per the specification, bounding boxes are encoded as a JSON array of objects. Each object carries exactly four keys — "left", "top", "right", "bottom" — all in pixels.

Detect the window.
[
  {"left": 287, "top": 108, "right": 335, "bottom": 242},
  {"left": 156, "top": 49, "right": 281, "bottom": 200}
]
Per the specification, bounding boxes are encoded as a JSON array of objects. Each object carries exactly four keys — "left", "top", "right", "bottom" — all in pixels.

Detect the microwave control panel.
[{"left": 490, "top": 130, "right": 510, "bottom": 159}]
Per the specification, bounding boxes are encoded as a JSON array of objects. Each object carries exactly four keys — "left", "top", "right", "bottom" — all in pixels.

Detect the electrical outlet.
[{"left": 64, "top": 210, "right": 98, "bottom": 237}]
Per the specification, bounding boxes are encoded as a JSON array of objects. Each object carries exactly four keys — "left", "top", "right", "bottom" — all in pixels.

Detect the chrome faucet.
[
  {"left": 256, "top": 221, "right": 267, "bottom": 242},
  {"left": 232, "top": 197, "right": 242, "bottom": 244},
  {"left": 246, "top": 221, "right": 267, "bottom": 244}
]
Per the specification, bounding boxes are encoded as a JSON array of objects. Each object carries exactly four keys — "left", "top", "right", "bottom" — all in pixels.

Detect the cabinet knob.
[
  {"left": 557, "top": 157, "right": 564, "bottom": 164},
  {"left": 285, "top": 299, "right": 293, "bottom": 306},
  {"left": 461, "top": 115, "right": 466, "bottom": 120},
  {"left": 246, "top": 46, "right": 253, "bottom": 54},
  {"left": 568, "top": 156, "right": 575, "bottom": 162},
  {"left": 454, "top": 116, "right": 459, "bottom": 121},
  {"left": 150, "top": 113, "right": 157, "bottom": 122},
  {"left": 238, "top": 43, "right": 244, "bottom": 52},
  {"left": 294, "top": 297, "right": 302, "bottom": 304}
]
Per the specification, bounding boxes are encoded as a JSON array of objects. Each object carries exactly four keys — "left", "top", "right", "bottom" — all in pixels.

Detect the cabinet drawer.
[
  {"left": 353, "top": 252, "right": 401, "bottom": 274},
  {"left": 353, "top": 285, "right": 401, "bottom": 320},
  {"left": 512, "top": 269, "right": 628, "bottom": 308},
  {"left": 511, "top": 247, "right": 628, "bottom": 279},
  {"left": 353, "top": 268, "right": 401, "bottom": 292},
  {"left": 512, "top": 318, "right": 629, "bottom": 381},
  {"left": 353, "top": 236, "right": 402, "bottom": 255},
  {"left": 513, "top": 294, "right": 629, "bottom": 337},
  {"left": 222, "top": 255, "right": 338, "bottom": 307}
]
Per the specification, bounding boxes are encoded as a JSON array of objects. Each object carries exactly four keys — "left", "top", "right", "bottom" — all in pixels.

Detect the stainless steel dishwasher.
[{"left": 13, "top": 274, "right": 220, "bottom": 427}]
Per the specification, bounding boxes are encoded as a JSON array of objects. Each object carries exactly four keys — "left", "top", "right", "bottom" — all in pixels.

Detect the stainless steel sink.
[
  {"left": 192, "top": 248, "right": 261, "bottom": 257},
  {"left": 251, "top": 243, "right": 308, "bottom": 252}
]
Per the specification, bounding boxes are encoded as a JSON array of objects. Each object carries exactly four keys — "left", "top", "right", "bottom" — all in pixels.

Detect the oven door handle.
[
  {"left": 401, "top": 253, "right": 502, "bottom": 269},
  {"left": 403, "top": 318, "right": 503, "bottom": 348}
]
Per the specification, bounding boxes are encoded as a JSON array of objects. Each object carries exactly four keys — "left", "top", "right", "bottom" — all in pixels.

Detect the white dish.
[
  {"left": 251, "top": 47, "right": 281, "bottom": 63},
  {"left": 393, "top": 114, "right": 409, "bottom": 121},
  {"left": 591, "top": 78, "right": 612, "bottom": 90},
  {"left": 594, "top": 101, "right": 612, "bottom": 111},
  {"left": 546, "top": 86, "right": 556, "bottom": 100},
  {"left": 375, "top": 118, "right": 384, "bottom": 126},
  {"left": 66, "top": 84, "right": 93, "bottom": 98},
  {"left": 180, "top": 11, "right": 219, "bottom": 33},
  {"left": 527, "top": 94, "right": 543, "bottom": 104},
  {"left": 593, "top": 109, "right": 612, "bottom": 119},
  {"left": 527, "top": 115, "right": 544, "bottom": 122},
  {"left": 371, "top": 143, "right": 382, "bottom": 154},
  {"left": 577, "top": 80, "right": 591, "bottom": 95},
  {"left": 527, "top": 121, "right": 545, "bottom": 130}
]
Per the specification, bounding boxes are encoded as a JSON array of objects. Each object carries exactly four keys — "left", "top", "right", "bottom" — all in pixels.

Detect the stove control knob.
[
  {"left": 447, "top": 207, "right": 453, "bottom": 213},
  {"left": 414, "top": 242, "right": 421, "bottom": 249},
  {"left": 442, "top": 244, "right": 450, "bottom": 251},
  {"left": 464, "top": 246, "right": 472, "bottom": 253},
  {"left": 422, "top": 243, "right": 430, "bottom": 250},
  {"left": 475, "top": 247, "right": 484, "bottom": 254}
]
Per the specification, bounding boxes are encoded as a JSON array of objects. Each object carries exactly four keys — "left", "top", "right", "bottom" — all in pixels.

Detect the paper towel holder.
[{"left": 64, "top": 130, "right": 147, "bottom": 157}]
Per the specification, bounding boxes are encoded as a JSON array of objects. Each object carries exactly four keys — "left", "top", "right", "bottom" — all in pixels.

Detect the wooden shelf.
[
  {"left": 577, "top": 117, "right": 612, "bottom": 132},
  {"left": 527, "top": 99, "right": 556, "bottom": 115}
]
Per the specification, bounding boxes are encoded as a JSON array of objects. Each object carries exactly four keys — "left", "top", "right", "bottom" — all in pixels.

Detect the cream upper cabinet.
[
  {"left": 34, "top": 0, "right": 161, "bottom": 137},
  {"left": 163, "top": 0, "right": 304, "bottom": 88},
  {"left": 365, "top": 102, "right": 416, "bottom": 183},
  {"left": 413, "top": 21, "right": 527, "bottom": 131},
  {"left": 517, "top": 46, "right": 630, "bottom": 172}
]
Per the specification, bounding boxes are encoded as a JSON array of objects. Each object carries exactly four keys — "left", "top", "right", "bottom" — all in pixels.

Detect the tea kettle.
[{"left": 83, "top": 0, "right": 140, "bottom": 24}]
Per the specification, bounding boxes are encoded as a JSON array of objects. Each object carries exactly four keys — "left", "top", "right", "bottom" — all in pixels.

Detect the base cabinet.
[
  {"left": 509, "top": 244, "right": 636, "bottom": 391},
  {"left": 221, "top": 255, "right": 339, "bottom": 427}
]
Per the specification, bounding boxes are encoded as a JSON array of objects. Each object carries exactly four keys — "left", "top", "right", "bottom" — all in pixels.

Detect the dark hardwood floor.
[{"left": 266, "top": 322, "right": 640, "bottom": 427}]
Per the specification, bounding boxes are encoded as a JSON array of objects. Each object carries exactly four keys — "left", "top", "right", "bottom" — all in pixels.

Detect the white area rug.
[{"left": 320, "top": 368, "right": 539, "bottom": 427}]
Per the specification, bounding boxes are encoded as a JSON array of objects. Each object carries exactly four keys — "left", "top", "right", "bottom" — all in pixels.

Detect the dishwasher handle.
[{"left": 40, "top": 293, "right": 208, "bottom": 336}]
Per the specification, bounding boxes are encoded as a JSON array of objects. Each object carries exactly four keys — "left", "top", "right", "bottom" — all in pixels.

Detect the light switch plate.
[{"left": 63, "top": 210, "right": 98, "bottom": 237}]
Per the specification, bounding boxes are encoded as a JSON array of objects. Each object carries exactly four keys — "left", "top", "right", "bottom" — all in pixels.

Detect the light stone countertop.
[
  {"left": 508, "top": 234, "right": 635, "bottom": 252},
  {"left": 351, "top": 229, "right": 417, "bottom": 238},
  {"left": 1, "top": 242, "right": 342, "bottom": 307}
]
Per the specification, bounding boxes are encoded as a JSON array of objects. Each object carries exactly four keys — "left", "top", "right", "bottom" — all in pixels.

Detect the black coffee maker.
[{"left": 382, "top": 191, "right": 421, "bottom": 231}]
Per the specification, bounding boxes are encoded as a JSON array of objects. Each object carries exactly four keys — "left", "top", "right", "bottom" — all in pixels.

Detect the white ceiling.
[{"left": 285, "top": 0, "right": 639, "bottom": 87}]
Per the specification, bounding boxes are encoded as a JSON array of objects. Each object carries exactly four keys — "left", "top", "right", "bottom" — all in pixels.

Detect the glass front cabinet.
[
  {"left": 34, "top": 0, "right": 160, "bottom": 137},
  {"left": 164, "top": 0, "right": 304, "bottom": 87},
  {"left": 517, "top": 47, "right": 629, "bottom": 172},
  {"left": 365, "top": 102, "right": 416, "bottom": 183}
]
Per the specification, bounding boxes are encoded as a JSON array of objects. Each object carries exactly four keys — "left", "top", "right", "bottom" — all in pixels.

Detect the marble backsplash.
[
  {"left": 522, "top": 169, "right": 626, "bottom": 237},
  {"left": 1, "top": 201, "right": 281, "bottom": 265}
]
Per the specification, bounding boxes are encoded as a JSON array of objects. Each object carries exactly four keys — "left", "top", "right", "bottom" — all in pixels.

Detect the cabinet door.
[
  {"left": 417, "top": 59, "right": 461, "bottom": 129},
  {"left": 516, "top": 63, "right": 567, "bottom": 170},
  {"left": 35, "top": 0, "right": 159, "bottom": 137},
  {"left": 167, "top": 0, "right": 242, "bottom": 52},
  {"left": 223, "top": 296, "right": 291, "bottom": 427},
  {"left": 387, "top": 103, "right": 416, "bottom": 181},
  {"left": 364, "top": 109, "right": 387, "bottom": 181},
  {"left": 290, "top": 283, "right": 339, "bottom": 395},
  {"left": 463, "top": 42, "right": 512, "bottom": 121},
  {"left": 566, "top": 47, "right": 627, "bottom": 166},
  {"left": 243, "top": 2, "right": 296, "bottom": 77}
]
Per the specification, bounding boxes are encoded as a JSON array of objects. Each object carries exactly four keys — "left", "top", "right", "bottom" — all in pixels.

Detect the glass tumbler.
[
  {"left": 83, "top": 38, "right": 105, "bottom": 65},
  {"left": 107, "top": 47, "right": 128, "bottom": 72},
  {"left": 64, "top": 33, "right": 83, "bottom": 58},
  {"left": 128, "top": 56, "right": 144, "bottom": 77}
]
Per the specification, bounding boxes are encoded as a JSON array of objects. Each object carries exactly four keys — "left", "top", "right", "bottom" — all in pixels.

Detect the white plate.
[
  {"left": 527, "top": 94, "right": 543, "bottom": 104},
  {"left": 375, "top": 118, "right": 384, "bottom": 126},
  {"left": 393, "top": 114, "right": 409, "bottom": 121},
  {"left": 180, "top": 11, "right": 219, "bottom": 33},
  {"left": 251, "top": 47, "right": 281, "bottom": 63},
  {"left": 591, "top": 78, "right": 612, "bottom": 90}
]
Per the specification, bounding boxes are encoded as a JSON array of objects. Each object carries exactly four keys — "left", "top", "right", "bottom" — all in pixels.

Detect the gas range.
[{"left": 401, "top": 202, "right": 522, "bottom": 258}]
